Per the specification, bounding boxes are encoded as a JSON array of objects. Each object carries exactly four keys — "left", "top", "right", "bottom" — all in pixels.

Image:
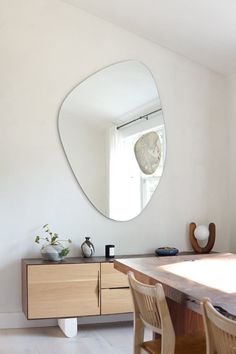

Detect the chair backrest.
[
  {"left": 201, "top": 299, "right": 236, "bottom": 354},
  {"left": 128, "top": 271, "right": 175, "bottom": 353}
]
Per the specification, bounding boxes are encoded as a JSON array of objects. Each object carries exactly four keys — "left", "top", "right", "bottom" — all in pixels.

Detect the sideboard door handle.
[{"left": 97, "top": 270, "right": 100, "bottom": 308}]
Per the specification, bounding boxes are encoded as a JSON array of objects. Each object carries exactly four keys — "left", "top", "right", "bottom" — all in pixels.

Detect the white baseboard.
[{"left": 0, "top": 312, "right": 133, "bottom": 329}]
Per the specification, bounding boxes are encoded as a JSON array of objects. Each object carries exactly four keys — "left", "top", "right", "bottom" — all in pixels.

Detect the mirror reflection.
[{"left": 58, "top": 61, "right": 166, "bottom": 221}]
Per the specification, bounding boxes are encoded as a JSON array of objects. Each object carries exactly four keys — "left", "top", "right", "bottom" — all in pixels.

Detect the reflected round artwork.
[{"left": 134, "top": 131, "right": 161, "bottom": 175}]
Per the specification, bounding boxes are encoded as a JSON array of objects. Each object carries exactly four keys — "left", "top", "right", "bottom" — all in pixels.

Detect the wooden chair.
[
  {"left": 128, "top": 271, "right": 206, "bottom": 354},
  {"left": 201, "top": 299, "right": 236, "bottom": 354}
]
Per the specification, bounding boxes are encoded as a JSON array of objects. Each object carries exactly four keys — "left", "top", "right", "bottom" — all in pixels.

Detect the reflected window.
[{"left": 108, "top": 109, "right": 165, "bottom": 220}]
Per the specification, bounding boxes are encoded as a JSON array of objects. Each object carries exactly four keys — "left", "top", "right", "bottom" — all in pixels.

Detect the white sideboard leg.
[{"left": 58, "top": 318, "right": 78, "bottom": 337}]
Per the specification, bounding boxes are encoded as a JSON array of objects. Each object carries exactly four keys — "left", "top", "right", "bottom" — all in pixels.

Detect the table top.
[{"left": 114, "top": 252, "right": 236, "bottom": 316}]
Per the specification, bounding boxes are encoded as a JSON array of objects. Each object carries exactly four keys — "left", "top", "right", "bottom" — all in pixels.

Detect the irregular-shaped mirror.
[{"left": 58, "top": 61, "right": 166, "bottom": 221}]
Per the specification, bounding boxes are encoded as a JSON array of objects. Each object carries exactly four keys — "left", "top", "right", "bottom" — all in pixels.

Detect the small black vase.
[{"left": 81, "top": 237, "right": 95, "bottom": 258}]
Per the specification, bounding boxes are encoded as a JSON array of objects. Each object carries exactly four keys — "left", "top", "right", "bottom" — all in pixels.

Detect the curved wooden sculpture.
[{"left": 189, "top": 222, "right": 215, "bottom": 254}]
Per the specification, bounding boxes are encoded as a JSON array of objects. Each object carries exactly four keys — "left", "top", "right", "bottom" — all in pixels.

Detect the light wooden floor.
[{"left": 0, "top": 322, "right": 137, "bottom": 354}]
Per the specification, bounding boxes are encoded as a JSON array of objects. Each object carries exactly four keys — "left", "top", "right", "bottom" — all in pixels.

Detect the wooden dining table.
[{"left": 114, "top": 252, "right": 236, "bottom": 335}]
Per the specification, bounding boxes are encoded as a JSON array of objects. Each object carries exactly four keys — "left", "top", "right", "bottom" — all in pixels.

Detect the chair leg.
[{"left": 134, "top": 315, "right": 145, "bottom": 354}]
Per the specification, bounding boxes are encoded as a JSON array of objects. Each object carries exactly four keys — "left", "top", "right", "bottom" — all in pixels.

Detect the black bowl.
[{"left": 155, "top": 247, "right": 179, "bottom": 256}]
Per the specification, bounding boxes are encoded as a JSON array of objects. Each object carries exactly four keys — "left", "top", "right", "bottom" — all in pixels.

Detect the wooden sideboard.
[{"left": 22, "top": 256, "right": 133, "bottom": 336}]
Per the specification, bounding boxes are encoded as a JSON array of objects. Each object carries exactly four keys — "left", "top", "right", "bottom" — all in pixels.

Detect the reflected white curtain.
[
  {"left": 108, "top": 126, "right": 141, "bottom": 220},
  {"left": 108, "top": 126, "right": 126, "bottom": 220}
]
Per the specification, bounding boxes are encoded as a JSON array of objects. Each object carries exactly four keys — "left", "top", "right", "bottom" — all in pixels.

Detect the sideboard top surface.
[
  {"left": 21, "top": 254, "right": 151, "bottom": 266},
  {"left": 22, "top": 252, "right": 195, "bottom": 266}
]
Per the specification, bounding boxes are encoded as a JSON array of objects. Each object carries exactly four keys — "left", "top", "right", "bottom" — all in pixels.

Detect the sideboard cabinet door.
[{"left": 27, "top": 263, "right": 100, "bottom": 319}]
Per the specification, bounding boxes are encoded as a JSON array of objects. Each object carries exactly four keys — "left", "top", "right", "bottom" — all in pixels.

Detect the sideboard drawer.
[
  {"left": 101, "top": 262, "right": 129, "bottom": 288},
  {"left": 101, "top": 288, "right": 133, "bottom": 315}
]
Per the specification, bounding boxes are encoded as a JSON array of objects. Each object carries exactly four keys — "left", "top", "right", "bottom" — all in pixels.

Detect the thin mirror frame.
[{"left": 58, "top": 60, "right": 166, "bottom": 222}]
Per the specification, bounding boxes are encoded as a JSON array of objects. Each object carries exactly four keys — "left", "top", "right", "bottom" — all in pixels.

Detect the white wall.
[
  {"left": 228, "top": 74, "right": 236, "bottom": 251},
  {"left": 0, "top": 0, "right": 229, "bottom": 327}
]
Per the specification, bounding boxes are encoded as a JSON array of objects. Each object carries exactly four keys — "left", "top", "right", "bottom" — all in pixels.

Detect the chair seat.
[{"left": 142, "top": 332, "right": 206, "bottom": 354}]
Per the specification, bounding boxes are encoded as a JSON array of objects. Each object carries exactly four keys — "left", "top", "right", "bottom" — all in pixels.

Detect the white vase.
[
  {"left": 41, "top": 244, "right": 64, "bottom": 262},
  {"left": 81, "top": 237, "right": 95, "bottom": 258}
]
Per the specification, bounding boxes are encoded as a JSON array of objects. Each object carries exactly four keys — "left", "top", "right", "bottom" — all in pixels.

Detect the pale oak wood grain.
[
  {"left": 101, "top": 263, "right": 133, "bottom": 314},
  {"left": 101, "top": 288, "right": 133, "bottom": 315},
  {"left": 28, "top": 263, "right": 100, "bottom": 319},
  {"left": 101, "top": 262, "right": 129, "bottom": 288}
]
